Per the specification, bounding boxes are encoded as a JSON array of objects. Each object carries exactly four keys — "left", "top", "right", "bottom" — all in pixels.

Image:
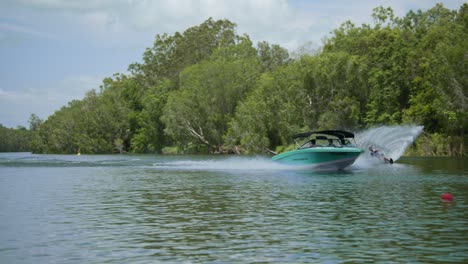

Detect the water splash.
[{"left": 355, "top": 125, "right": 424, "bottom": 162}]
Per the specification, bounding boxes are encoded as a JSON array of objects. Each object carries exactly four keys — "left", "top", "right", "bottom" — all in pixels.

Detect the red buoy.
[{"left": 441, "top": 193, "right": 454, "bottom": 201}]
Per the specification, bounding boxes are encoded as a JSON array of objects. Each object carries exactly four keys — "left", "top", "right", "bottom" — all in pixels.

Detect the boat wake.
[
  {"left": 153, "top": 156, "right": 290, "bottom": 172},
  {"left": 153, "top": 157, "right": 363, "bottom": 173}
]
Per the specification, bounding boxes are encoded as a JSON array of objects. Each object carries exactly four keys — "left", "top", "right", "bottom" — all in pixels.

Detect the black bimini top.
[{"left": 293, "top": 130, "right": 355, "bottom": 140}]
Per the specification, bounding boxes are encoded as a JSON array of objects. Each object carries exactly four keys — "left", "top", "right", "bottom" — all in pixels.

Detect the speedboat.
[{"left": 272, "top": 130, "right": 364, "bottom": 170}]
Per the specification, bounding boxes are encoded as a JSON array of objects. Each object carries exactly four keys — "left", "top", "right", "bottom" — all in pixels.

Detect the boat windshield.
[
  {"left": 298, "top": 137, "right": 356, "bottom": 149},
  {"left": 294, "top": 130, "right": 358, "bottom": 149}
]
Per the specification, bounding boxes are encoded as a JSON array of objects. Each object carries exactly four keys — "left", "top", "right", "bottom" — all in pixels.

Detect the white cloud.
[
  {"left": 0, "top": 22, "right": 59, "bottom": 41},
  {"left": 57, "top": 75, "right": 103, "bottom": 99},
  {"left": 5, "top": 0, "right": 466, "bottom": 49},
  {"left": 0, "top": 75, "right": 103, "bottom": 127},
  {"left": 10, "top": 0, "right": 115, "bottom": 11},
  {"left": 4, "top": 0, "right": 462, "bottom": 51},
  {"left": 0, "top": 89, "right": 47, "bottom": 128},
  {"left": 6, "top": 0, "right": 296, "bottom": 45}
]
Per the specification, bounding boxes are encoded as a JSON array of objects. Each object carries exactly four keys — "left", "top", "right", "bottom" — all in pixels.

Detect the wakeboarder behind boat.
[{"left": 369, "top": 145, "right": 393, "bottom": 164}]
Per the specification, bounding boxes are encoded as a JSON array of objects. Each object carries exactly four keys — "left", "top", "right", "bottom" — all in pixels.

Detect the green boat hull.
[{"left": 272, "top": 147, "right": 363, "bottom": 170}]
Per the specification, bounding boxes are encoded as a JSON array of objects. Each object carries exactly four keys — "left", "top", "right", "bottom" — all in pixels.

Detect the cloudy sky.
[{"left": 0, "top": 0, "right": 464, "bottom": 128}]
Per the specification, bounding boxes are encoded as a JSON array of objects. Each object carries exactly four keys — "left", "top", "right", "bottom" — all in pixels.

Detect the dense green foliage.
[
  {"left": 0, "top": 125, "right": 33, "bottom": 152},
  {"left": 0, "top": 114, "right": 41, "bottom": 152},
  {"left": 2, "top": 4, "right": 466, "bottom": 156}
]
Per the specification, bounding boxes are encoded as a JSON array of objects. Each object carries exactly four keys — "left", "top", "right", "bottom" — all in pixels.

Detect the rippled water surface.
[{"left": 0, "top": 153, "right": 467, "bottom": 263}]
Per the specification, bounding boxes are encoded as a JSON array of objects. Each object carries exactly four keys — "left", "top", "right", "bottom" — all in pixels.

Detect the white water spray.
[{"left": 355, "top": 125, "right": 424, "bottom": 162}]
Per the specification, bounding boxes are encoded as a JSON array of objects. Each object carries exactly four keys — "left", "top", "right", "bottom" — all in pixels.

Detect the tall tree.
[
  {"left": 162, "top": 37, "right": 261, "bottom": 153},
  {"left": 257, "top": 41, "right": 290, "bottom": 72},
  {"left": 28, "top": 114, "right": 43, "bottom": 131},
  {"left": 129, "top": 18, "right": 237, "bottom": 87}
]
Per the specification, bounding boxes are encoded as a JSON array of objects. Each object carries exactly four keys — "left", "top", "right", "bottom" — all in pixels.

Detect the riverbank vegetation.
[
  {"left": 1, "top": 3, "right": 466, "bottom": 156},
  {"left": 0, "top": 114, "right": 41, "bottom": 152}
]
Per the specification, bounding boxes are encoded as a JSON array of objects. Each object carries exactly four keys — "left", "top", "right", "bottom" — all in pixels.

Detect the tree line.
[
  {"left": 1, "top": 4, "right": 466, "bottom": 156},
  {"left": 0, "top": 114, "right": 42, "bottom": 152}
]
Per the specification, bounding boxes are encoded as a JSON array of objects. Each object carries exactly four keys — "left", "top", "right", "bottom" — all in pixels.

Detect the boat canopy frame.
[
  {"left": 294, "top": 130, "right": 358, "bottom": 149},
  {"left": 293, "top": 130, "right": 355, "bottom": 140}
]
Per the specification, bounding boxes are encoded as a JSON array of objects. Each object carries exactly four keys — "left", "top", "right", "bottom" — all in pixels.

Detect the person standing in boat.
[{"left": 310, "top": 139, "right": 316, "bottom": 148}]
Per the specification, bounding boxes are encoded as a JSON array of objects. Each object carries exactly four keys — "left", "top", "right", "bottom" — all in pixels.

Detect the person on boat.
[{"left": 310, "top": 139, "right": 316, "bottom": 147}]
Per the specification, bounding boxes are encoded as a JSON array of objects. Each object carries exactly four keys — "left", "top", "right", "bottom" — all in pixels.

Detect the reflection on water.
[{"left": 0, "top": 153, "right": 467, "bottom": 263}]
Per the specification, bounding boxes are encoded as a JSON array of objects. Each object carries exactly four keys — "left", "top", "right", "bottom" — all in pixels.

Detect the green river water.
[{"left": 0, "top": 153, "right": 467, "bottom": 263}]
